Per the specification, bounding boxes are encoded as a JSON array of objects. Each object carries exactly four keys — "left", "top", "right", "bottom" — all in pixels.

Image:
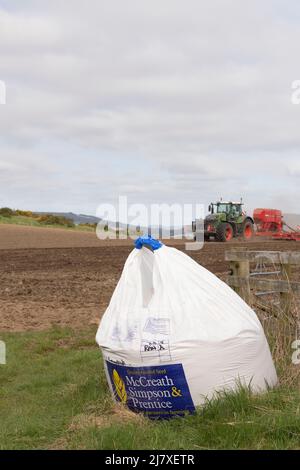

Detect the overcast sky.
[{"left": 0, "top": 0, "right": 300, "bottom": 218}]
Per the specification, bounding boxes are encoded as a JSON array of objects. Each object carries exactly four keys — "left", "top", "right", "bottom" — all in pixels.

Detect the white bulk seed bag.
[{"left": 96, "top": 237, "right": 277, "bottom": 419}]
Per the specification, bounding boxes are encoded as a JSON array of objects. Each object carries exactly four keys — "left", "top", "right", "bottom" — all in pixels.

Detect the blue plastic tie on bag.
[{"left": 134, "top": 236, "right": 163, "bottom": 251}]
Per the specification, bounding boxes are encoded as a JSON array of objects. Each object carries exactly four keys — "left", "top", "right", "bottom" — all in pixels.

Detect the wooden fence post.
[
  {"left": 280, "top": 262, "right": 292, "bottom": 313},
  {"left": 226, "top": 250, "right": 300, "bottom": 311},
  {"left": 229, "top": 259, "right": 251, "bottom": 304}
]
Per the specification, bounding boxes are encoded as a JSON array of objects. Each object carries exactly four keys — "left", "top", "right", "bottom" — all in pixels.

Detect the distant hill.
[
  {"left": 36, "top": 212, "right": 101, "bottom": 225},
  {"left": 35, "top": 212, "right": 188, "bottom": 235}
]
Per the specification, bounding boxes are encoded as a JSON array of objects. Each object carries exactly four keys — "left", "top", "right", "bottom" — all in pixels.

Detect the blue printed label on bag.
[{"left": 105, "top": 360, "right": 195, "bottom": 419}]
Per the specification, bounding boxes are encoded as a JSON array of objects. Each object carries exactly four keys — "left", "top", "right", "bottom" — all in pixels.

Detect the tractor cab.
[{"left": 209, "top": 202, "right": 243, "bottom": 218}]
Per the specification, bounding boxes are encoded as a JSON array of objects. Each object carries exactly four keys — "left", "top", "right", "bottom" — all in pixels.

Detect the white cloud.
[
  {"left": 0, "top": 0, "right": 300, "bottom": 213},
  {"left": 0, "top": 8, "right": 62, "bottom": 51}
]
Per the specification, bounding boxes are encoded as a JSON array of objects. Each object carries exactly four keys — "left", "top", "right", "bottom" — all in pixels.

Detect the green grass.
[
  {"left": 0, "top": 327, "right": 299, "bottom": 450},
  {"left": 0, "top": 215, "right": 96, "bottom": 232},
  {"left": 0, "top": 215, "right": 41, "bottom": 227}
]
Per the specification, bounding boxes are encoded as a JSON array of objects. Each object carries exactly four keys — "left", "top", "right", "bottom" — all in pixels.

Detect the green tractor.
[{"left": 202, "top": 201, "right": 254, "bottom": 242}]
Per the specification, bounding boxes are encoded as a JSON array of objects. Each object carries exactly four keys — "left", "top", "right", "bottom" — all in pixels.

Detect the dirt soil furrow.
[{"left": 0, "top": 225, "right": 299, "bottom": 331}]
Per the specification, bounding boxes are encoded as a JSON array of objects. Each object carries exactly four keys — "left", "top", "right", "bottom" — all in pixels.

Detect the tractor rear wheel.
[
  {"left": 242, "top": 220, "right": 254, "bottom": 240},
  {"left": 216, "top": 223, "right": 234, "bottom": 242}
]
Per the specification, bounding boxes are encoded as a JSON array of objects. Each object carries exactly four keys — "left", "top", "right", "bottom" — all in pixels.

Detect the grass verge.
[{"left": 0, "top": 327, "right": 299, "bottom": 450}]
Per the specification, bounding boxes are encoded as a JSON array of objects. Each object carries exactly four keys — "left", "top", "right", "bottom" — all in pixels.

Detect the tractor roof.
[{"left": 214, "top": 201, "right": 243, "bottom": 205}]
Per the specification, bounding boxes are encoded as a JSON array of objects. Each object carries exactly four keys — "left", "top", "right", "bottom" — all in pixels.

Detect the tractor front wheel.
[
  {"left": 243, "top": 221, "right": 254, "bottom": 240},
  {"left": 216, "top": 223, "right": 234, "bottom": 242}
]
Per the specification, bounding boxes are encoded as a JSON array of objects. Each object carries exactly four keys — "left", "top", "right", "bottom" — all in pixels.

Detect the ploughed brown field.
[{"left": 0, "top": 224, "right": 299, "bottom": 332}]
